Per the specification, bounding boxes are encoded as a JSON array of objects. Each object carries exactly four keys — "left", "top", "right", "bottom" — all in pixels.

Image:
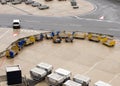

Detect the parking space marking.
[
  {"left": 108, "top": 73, "right": 120, "bottom": 84},
  {"left": 7, "top": 3, "right": 32, "bottom": 15},
  {"left": 83, "top": 61, "right": 102, "bottom": 75}
]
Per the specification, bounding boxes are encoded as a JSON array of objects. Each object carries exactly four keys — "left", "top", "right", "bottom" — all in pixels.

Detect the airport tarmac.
[
  {"left": 0, "top": 28, "right": 120, "bottom": 86},
  {"left": 0, "top": 0, "right": 94, "bottom": 16}
]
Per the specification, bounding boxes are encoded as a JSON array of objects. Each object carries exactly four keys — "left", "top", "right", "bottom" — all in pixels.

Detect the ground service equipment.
[
  {"left": 58, "top": 31, "right": 67, "bottom": 38},
  {"left": 70, "top": 0, "right": 77, "bottom": 6},
  {"left": 17, "top": 39, "right": 26, "bottom": 50},
  {"left": 6, "top": 65, "right": 22, "bottom": 85},
  {"left": 46, "top": 68, "right": 71, "bottom": 86},
  {"left": 38, "top": 5, "right": 49, "bottom": 10},
  {"left": 45, "top": 32, "right": 54, "bottom": 39},
  {"left": 73, "top": 31, "right": 86, "bottom": 39},
  {"left": 63, "top": 80, "right": 82, "bottom": 86},
  {"left": 101, "top": 36, "right": 115, "bottom": 47},
  {"left": 34, "top": 33, "right": 44, "bottom": 41},
  {"left": 94, "top": 81, "right": 111, "bottom": 86},
  {"left": 24, "top": 36, "right": 35, "bottom": 46},
  {"left": 1, "top": 0, "right": 7, "bottom": 4},
  {"left": 45, "top": 0, "right": 52, "bottom": 2},
  {"left": 87, "top": 32, "right": 101, "bottom": 42},
  {"left": 53, "top": 36, "right": 62, "bottom": 43},
  {"left": 31, "top": 2, "right": 41, "bottom": 7},
  {"left": 30, "top": 62, "right": 53, "bottom": 81},
  {"left": 11, "top": 0, "right": 22, "bottom": 5},
  {"left": 73, "top": 6, "right": 79, "bottom": 9},
  {"left": 25, "top": 0, "right": 34, "bottom": 4},
  {"left": 73, "top": 74, "right": 91, "bottom": 86},
  {"left": 6, "top": 44, "right": 19, "bottom": 58},
  {"left": 65, "top": 33, "right": 74, "bottom": 42}
]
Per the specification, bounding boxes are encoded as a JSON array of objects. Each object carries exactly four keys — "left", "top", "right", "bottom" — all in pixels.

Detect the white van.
[{"left": 13, "top": 19, "right": 21, "bottom": 29}]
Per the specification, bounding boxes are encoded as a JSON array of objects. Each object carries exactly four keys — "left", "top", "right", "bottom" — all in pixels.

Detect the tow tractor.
[
  {"left": 34, "top": 33, "right": 44, "bottom": 41},
  {"left": 5, "top": 43, "right": 20, "bottom": 58},
  {"left": 65, "top": 33, "right": 73, "bottom": 43},
  {"left": 45, "top": 32, "right": 55, "bottom": 39},
  {"left": 53, "top": 36, "right": 62, "bottom": 43}
]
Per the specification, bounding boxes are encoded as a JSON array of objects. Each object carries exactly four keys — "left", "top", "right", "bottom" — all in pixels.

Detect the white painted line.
[
  {"left": 0, "top": 30, "right": 9, "bottom": 39},
  {"left": 99, "top": 16, "right": 104, "bottom": 20},
  {"left": 108, "top": 28, "right": 120, "bottom": 31},
  {"left": 83, "top": 61, "right": 102, "bottom": 75},
  {"left": 73, "top": 16, "right": 120, "bottom": 24},
  {"left": 108, "top": 73, "right": 120, "bottom": 83}
]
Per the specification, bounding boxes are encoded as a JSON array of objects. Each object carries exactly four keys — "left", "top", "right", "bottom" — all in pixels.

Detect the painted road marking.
[
  {"left": 108, "top": 73, "right": 120, "bottom": 83},
  {"left": 23, "top": 19, "right": 82, "bottom": 27},
  {"left": 0, "top": 57, "right": 6, "bottom": 68},
  {"left": 108, "top": 28, "right": 120, "bottom": 31},
  {"left": 83, "top": 61, "right": 102, "bottom": 75},
  {"left": 99, "top": 16, "right": 104, "bottom": 20},
  {"left": 0, "top": 30, "right": 9, "bottom": 39}
]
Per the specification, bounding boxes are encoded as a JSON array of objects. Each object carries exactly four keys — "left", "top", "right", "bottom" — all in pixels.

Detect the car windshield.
[{"left": 13, "top": 22, "right": 19, "bottom": 24}]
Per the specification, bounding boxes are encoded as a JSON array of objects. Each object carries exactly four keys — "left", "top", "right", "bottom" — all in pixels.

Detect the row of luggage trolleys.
[
  {"left": 45, "top": 31, "right": 116, "bottom": 47},
  {"left": 5, "top": 33, "right": 44, "bottom": 58},
  {"left": 4, "top": 31, "right": 116, "bottom": 58},
  {"left": 30, "top": 62, "right": 112, "bottom": 86}
]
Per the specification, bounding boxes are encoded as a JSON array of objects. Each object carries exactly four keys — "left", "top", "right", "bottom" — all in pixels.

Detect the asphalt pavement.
[
  {"left": 0, "top": 0, "right": 120, "bottom": 39},
  {"left": 0, "top": 14, "right": 120, "bottom": 38},
  {"left": 80, "top": 0, "right": 120, "bottom": 22}
]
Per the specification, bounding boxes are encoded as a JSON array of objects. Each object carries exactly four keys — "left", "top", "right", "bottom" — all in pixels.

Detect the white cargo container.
[
  {"left": 46, "top": 68, "right": 71, "bottom": 86},
  {"left": 63, "top": 80, "right": 82, "bottom": 86},
  {"left": 36, "top": 62, "right": 53, "bottom": 74},
  {"left": 30, "top": 67, "right": 47, "bottom": 81},
  {"left": 30, "top": 62, "right": 53, "bottom": 81},
  {"left": 73, "top": 74, "right": 91, "bottom": 86},
  {"left": 94, "top": 81, "right": 111, "bottom": 86}
]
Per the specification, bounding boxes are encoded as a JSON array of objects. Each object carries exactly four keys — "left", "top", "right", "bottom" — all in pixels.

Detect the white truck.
[
  {"left": 73, "top": 74, "right": 91, "bottom": 86},
  {"left": 63, "top": 80, "right": 82, "bottom": 86},
  {"left": 30, "top": 62, "right": 53, "bottom": 81},
  {"left": 94, "top": 81, "right": 111, "bottom": 86},
  {"left": 46, "top": 68, "right": 71, "bottom": 86},
  {"left": 13, "top": 19, "right": 21, "bottom": 29}
]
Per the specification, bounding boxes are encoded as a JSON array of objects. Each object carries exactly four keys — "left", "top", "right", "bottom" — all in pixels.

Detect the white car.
[
  {"left": 38, "top": 5, "right": 49, "bottom": 10},
  {"left": 13, "top": 19, "right": 21, "bottom": 29}
]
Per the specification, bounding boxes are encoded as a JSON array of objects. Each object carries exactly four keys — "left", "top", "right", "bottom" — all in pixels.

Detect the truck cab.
[
  {"left": 13, "top": 19, "right": 21, "bottom": 29},
  {"left": 46, "top": 68, "right": 71, "bottom": 86}
]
